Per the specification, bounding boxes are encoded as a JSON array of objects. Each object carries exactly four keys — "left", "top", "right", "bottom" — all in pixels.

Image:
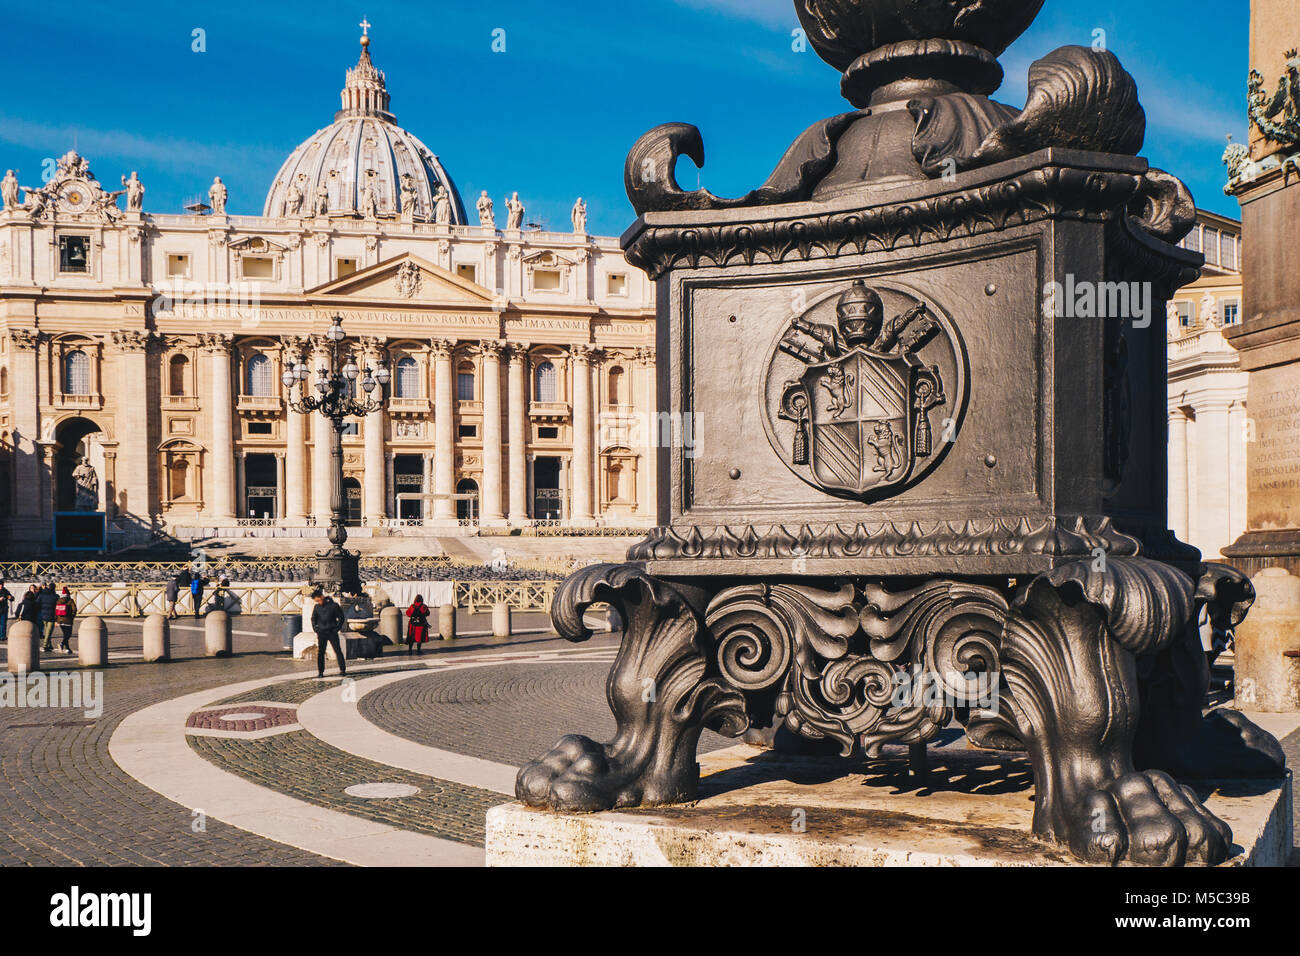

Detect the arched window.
[
  {"left": 63, "top": 349, "right": 90, "bottom": 396},
  {"left": 169, "top": 355, "right": 190, "bottom": 396},
  {"left": 245, "top": 353, "right": 272, "bottom": 396},
  {"left": 0, "top": 366, "right": 8, "bottom": 397},
  {"left": 534, "top": 361, "right": 557, "bottom": 403},
  {"left": 608, "top": 366, "right": 624, "bottom": 406},
  {"left": 395, "top": 357, "right": 419, "bottom": 398},
  {"left": 457, "top": 362, "right": 475, "bottom": 401}
]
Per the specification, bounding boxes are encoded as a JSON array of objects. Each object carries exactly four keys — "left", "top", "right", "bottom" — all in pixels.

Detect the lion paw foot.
[
  {"left": 515, "top": 735, "right": 628, "bottom": 812},
  {"left": 1070, "top": 770, "right": 1232, "bottom": 866}
]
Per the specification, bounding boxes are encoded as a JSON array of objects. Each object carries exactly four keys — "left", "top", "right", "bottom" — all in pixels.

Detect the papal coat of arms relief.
[{"left": 761, "top": 280, "right": 967, "bottom": 501}]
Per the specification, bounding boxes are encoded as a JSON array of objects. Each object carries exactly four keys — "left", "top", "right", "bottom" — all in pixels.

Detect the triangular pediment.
[{"left": 306, "top": 253, "right": 494, "bottom": 305}]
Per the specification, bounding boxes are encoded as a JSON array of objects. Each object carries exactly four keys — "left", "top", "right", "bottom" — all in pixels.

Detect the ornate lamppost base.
[{"left": 313, "top": 549, "right": 363, "bottom": 595}]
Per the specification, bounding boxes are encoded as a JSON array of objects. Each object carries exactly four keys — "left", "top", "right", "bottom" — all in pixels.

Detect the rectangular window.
[
  {"left": 341, "top": 421, "right": 359, "bottom": 437},
  {"left": 246, "top": 421, "right": 273, "bottom": 436},
  {"left": 538, "top": 426, "right": 559, "bottom": 440},
  {"left": 1222, "top": 300, "right": 1240, "bottom": 325},
  {"left": 456, "top": 263, "right": 478, "bottom": 283},
  {"left": 1184, "top": 227, "right": 1202, "bottom": 253},
  {"left": 458, "top": 424, "right": 478, "bottom": 439},
  {"left": 533, "top": 269, "right": 562, "bottom": 292},
  {"left": 607, "top": 274, "right": 628, "bottom": 296},
  {"left": 167, "top": 254, "right": 190, "bottom": 277},
  {"left": 336, "top": 257, "right": 358, "bottom": 278},
  {"left": 242, "top": 256, "right": 274, "bottom": 279},
  {"left": 1221, "top": 234, "right": 1238, "bottom": 271},
  {"left": 58, "top": 235, "right": 90, "bottom": 273},
  {"left": 1203, "top": 228, "right": 1219, "bottom": 266},
  {"left": 457, "top": 372, "right": 475, "bottom": 401},
  {"left": 1175, "top": 301, "right": 1192, "bottom": 327}
]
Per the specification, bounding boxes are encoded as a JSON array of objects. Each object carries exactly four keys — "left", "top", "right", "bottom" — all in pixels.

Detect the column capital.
[
  {"left": 9, "top": 328, "right": 43, "bottom": 351},
  {"left": 430, "top": 337, "right": 455, "bottom": 359},
  {"left": 281, "top": 335, "right": 313, "bottom": 359},
  {"left": 111, "top": 330, "right": 155, "bottom": 353},
  {"left": 359, "top": 335, "right": 387, "bottom": 358},
  {"left": 633, "top": 346, "right": 656, "bottom": 365},
  {"left": 571, "top": 343, "right": 596, "bottom": 363},
  {"left": 479, "top": 339, "right": 507, "bottom": 360},
  {"left": 199, "top": 332, "right": 233, "bottom": 354},
  {"left": 507, "top": 344, "right": 530, "bottom": 366}
]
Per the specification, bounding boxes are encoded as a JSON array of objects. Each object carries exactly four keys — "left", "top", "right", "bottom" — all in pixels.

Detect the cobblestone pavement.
[
  {"left": 358, "top": 656, "right": 736, "bottom": 768},
  {"left": 0, "top": 611, "right": 566, "bottom": 866},
  {"left": 0, "top": 619, "right": 341, "bottom": 866}
]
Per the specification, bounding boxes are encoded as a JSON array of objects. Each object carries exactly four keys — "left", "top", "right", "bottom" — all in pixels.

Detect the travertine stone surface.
[{"left": 1235, "top": 567, "right": 1300, "bottom": 713}]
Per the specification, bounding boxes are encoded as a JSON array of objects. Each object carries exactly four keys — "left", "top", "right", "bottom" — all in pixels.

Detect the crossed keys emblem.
[{"left": 773, "top": 280, "right": 947, "bottom": 497}]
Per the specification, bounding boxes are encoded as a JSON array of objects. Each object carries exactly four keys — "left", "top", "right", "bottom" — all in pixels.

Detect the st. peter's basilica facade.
[{"left": 0, "top": 33, "right": 657, "bottom": 552}]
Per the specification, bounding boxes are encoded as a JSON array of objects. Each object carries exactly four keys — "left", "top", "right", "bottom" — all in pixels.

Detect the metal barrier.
[
  {"left": 0, "top": 554, "right": 572, "bottom": 581},
  {"left": 59, "top": 579, "right": 560, "bottom": 618}
]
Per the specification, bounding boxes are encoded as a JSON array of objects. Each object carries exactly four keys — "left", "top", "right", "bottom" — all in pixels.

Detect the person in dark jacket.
[
  {"left": 310, "top": 590, "right": 346, "bottom": 679},
  {"left": 405, "top": 596, "right": 430, "bottom": 655},
  {"left": 37, "top": 583, "right": 59, "bottom": 652},
  {"left": 55, "top": 587, "right": 77, "bottom": 654},
  {"left": 0, "top": 579, "right": 12, "bottom": 643},
  {"left": 17, "top": 585, "right": 40, "bottom": 623},
  {"left": 165, "top": 573, "right": 183, "bottom": 620}
]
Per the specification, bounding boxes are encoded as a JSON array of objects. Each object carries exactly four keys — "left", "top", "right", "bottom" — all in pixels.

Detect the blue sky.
[{"left": 0, "top": 0, "right": 1248, "bottom": 235}]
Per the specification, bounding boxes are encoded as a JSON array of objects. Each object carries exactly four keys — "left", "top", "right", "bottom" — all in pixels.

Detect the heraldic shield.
[
  {"left": 784, "top": 349, "right": 934, "bottom": 495},
  {"left": 766, "top": 280, "right": 961, "bottom": 501}
]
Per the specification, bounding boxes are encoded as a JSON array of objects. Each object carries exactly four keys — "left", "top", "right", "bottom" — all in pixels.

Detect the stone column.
[
  {"left": 8, "top": 331, "right": 43, "bottom": 527},
  {"left": 507, "top": 347, "right": 529, "bottom": 523},
  {"left": 112, "top": 331, "right": 153, "bottom": 523},
  {"left": 1229, "top": 401, "right": 1248, "bottom": 543},
  {"left": 203, "top": 333, "right": 236, "bottom": 521},
  {"left": 235, "top": 451, "right": 247, "bottom": 518},
  {"left": 275, "top": 451, "right": 286, "bottom": 521},
  {"left": 570, "top": 345, "right": 594, "bottom": 523},
  {"left": 1195, "top": 399, "right": 1233, "bottom": 559},
  {"left": 636, "top": 346, "right": 658, "bottom": 521},
  {"left": 1167, "top": 406, "right": 1190, "bottom": 542},
  {"left": 432, "top": 338, "right": 455, "bottom": 520},
  {"left": 480, "top": 340, "right": 505, "bottom": 523},
  {"left": 364, "top": 405, "right": 386, "bottom": 522},
  {"left": 311, "top": 342, "right": 332, "bottom": 524},
  {"left": 283, "top": 338, "right": 309, "bottom": 524}
]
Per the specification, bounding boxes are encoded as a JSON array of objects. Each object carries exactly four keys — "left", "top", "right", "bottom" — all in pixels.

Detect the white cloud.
[{"left": 0, "top": 115, "right": 281, "bottom": 173}]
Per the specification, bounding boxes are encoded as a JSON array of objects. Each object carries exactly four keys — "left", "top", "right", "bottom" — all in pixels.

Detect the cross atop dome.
[{"left": 359, "top": 16, "right": 371, "bottom": 47}]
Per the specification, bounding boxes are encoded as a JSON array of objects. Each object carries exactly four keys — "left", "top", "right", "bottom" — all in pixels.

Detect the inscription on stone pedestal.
[{"left": 1247, "top": 365, "right": 1300, "bottom": 532}]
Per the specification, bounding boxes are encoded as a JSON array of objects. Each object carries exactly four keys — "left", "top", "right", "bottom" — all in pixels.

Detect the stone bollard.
[
  {"left": 77, "top": 616, "right": 108, "bottom": 668},
  {"left": 143, "top": 613, "right": 171, "bottom": 662},
  {"left": 492, "top": 602, "right": 512, "bottom": 640},
  {"left": 6, "top": 620, "right": 39, "bottom": 674},
  {"left": 379, "top": 606, "right": 402, "bottom": 646},
  {"left": 204, "top": 610, "right": 232, "bottom": 658},
  {"left": 1234, "top": 567, "right": 1300, "bottom": 713},
  {"left": 438, "top": 603, "right": 456, "bottom": 642}
]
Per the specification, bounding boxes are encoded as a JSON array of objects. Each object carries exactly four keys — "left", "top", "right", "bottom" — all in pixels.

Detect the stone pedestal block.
[
  {"left": 204, "top": 610, "right": 232, "bottom": 657},
  {"left": 6, "top": 621, "right": 39, "bottom": 673},
  {"left": 1235, "top": 568, "right": 1300, "bottom": 713},
  {"left": 492, "top": 602, "right": 512, "bottom": 639},
  {"left": 438, "top": 604, "right": 456, "bottom": 642},
  {"left": 77, "top": 616, "right": 108, "bottom": 667},
  {"left": 143, "top": 614, "right": 170, "bottom": 662},
  {"left": 379, "top": 606, "right": 402, "bottom": 645}
]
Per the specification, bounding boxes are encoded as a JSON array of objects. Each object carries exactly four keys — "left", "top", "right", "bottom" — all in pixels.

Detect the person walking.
[
  {"left": 310, "top": 589, "right": 346, "bottom": 679},
  {"left": 165, "top": 572, "right": 185, "bottom": 620},
  {"left": 37, "top": 582, "right": 59, "bottom": 652},
  {"left": 0, "top": 579, "right": 12, "bottom": 643},
  {"left": 190, "top": 572, "right": 206, "bottom": 619},
  {"left": 55, "top": 587, "right": 77, "bottom": 655},
  {"left": 16, "top": 585, "right": 40, "bottom": 625},
  {"left": 405, "top": 595, "right": 430, "bottom": 655}
]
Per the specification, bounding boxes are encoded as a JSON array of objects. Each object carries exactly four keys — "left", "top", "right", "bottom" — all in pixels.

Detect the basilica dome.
[{"left": 262, "top": 34, "right": 466, "bottom": 224}]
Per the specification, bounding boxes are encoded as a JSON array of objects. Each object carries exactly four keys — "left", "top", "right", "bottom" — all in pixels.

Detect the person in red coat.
[{"left": 405, "top": 596, "right": 430, "bottom": 655}]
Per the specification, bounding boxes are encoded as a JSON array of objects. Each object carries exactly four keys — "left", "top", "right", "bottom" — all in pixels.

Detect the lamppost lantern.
[
  {"left": 283, "top": 316, "right": 392, "bottom": 595},
  {"left": 375, "top": 364, "right": 391, "bottom": 387}
]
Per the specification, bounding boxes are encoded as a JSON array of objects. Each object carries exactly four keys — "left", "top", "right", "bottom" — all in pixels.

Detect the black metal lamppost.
[{"left": 283, "top": 315, "right": 390, "bottom": 594}]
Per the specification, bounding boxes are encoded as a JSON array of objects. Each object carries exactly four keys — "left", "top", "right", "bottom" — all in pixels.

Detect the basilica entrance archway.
[{"left": 54, "top": 417, "right": 105, "bottom": 512}]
